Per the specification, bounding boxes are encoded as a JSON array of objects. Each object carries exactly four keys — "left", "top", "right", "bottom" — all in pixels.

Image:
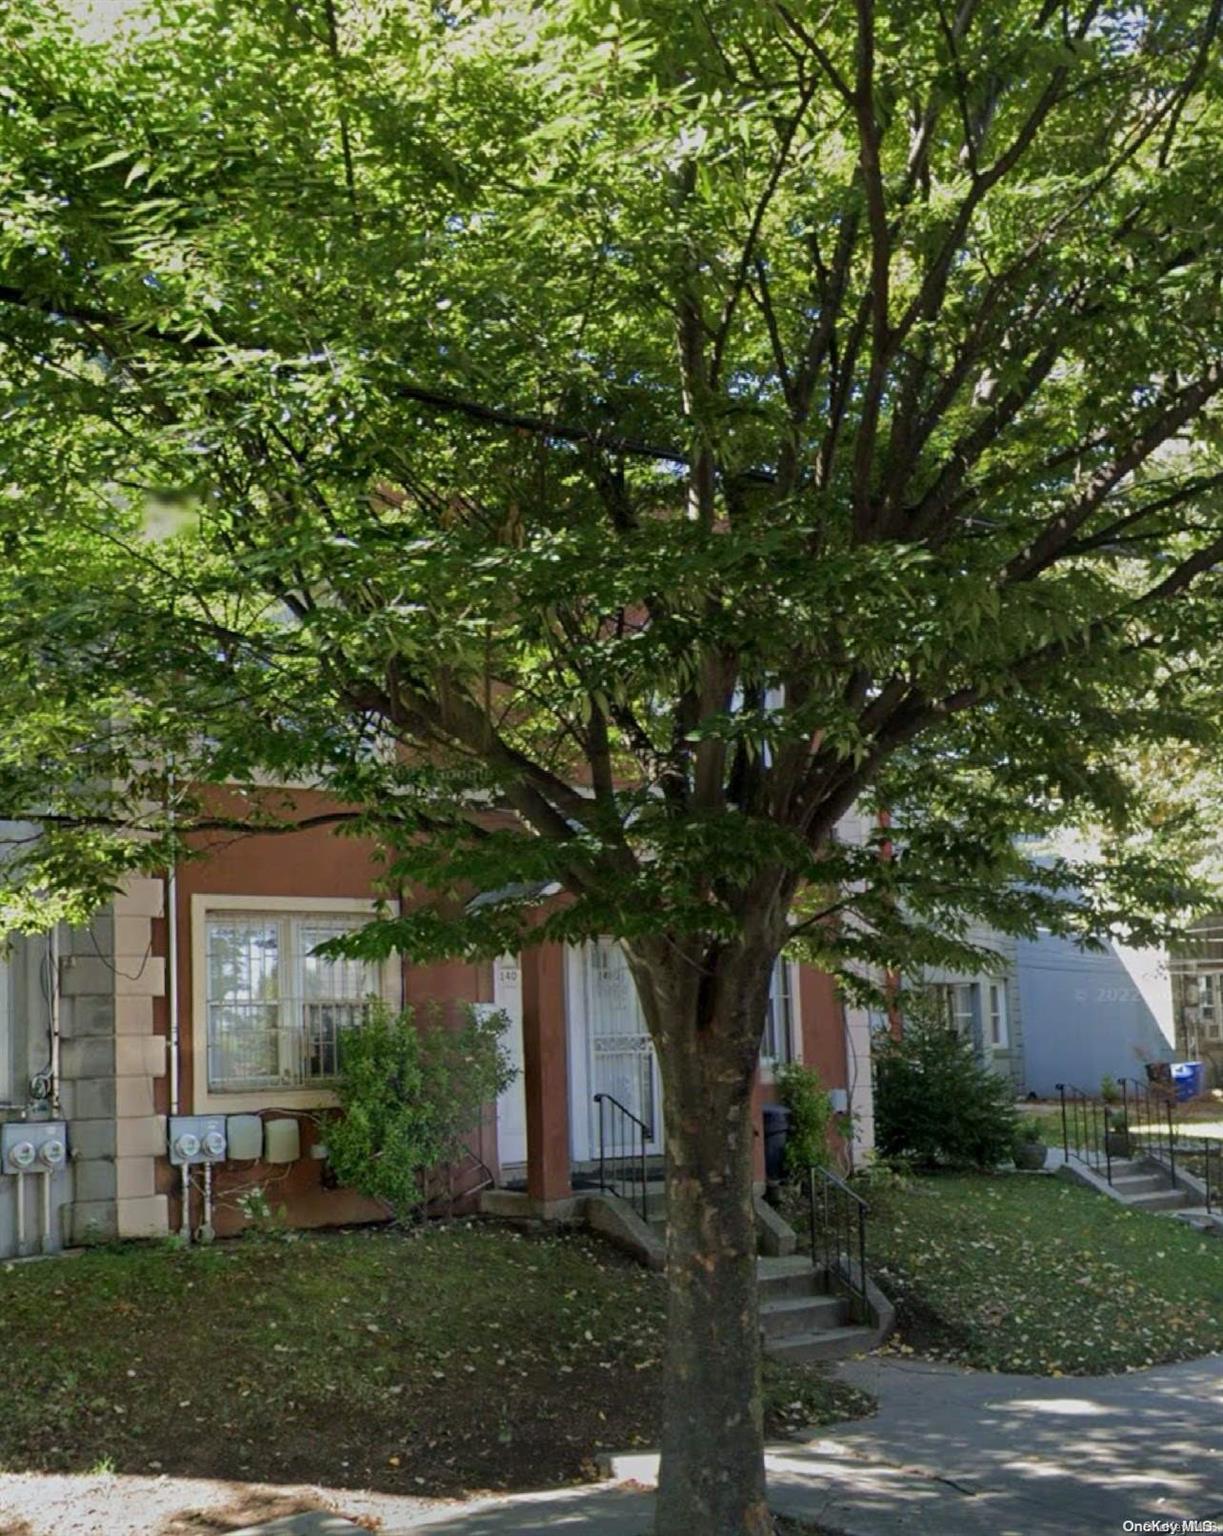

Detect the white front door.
[
  {"left": 492, "top": 955, "right": 527, "bottom": 1167},
  {"left": 583, "top": 940, "right": 663, "bottom": 1159}
]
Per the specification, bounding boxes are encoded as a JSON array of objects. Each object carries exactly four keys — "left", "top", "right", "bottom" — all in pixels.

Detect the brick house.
[{"left": 0, "top": 803, "right": 875, "bottom": 1258}]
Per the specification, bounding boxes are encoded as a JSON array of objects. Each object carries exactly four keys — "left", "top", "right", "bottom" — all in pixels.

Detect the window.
[
  {"left": 926, "top": 981, "right": 977, "bottom": 1038},
  {"left": 1199, "top": 972, "right": 1223, "bottom": 1043},
  {"left": 987, "top": 980, "right": 1008, "bottom": 1049},
  {"left": 761, "top": 960, "right": 796, "bottom": 1064},
  {"left": 205, "top": 911, "right": 380, "bottom": 1094}
]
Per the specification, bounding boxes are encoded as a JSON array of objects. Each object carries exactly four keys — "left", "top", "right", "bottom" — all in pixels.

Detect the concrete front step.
[
  {"left": 766, "top": 1324, "right": 878, "bottom": 1364},
  {"left": 760, "top": 1292, "right": 847, "bottom": 1339},
  {"left": 758, "top": 1254, "right": 818, "bottom": 1299},
  {"left": 1121, "top": 1189, "right": 1190, "bottom": 1212},
  {"left": 1111, "top": 1172, "right": 1175, "bottom": 1195}
]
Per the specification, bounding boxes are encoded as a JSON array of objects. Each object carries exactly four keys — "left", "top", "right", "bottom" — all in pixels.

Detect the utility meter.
[
  {"left": 168, "top": 1116, "right": 228, "bottom": 1166},
  {"left": 1, "top": 1122, "right": 68, "bottom": 1175}
]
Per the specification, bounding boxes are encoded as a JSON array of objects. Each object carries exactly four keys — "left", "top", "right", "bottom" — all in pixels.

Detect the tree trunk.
[{"left": 636, "top": 946, "right": 774, "bottom": 1536}]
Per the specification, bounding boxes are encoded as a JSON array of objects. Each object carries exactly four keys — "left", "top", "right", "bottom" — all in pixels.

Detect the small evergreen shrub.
[
  {"left": 327, "top": 1001, "right": 515, "bottom": 1220},
  {"left": 874, "top": 1021, "right": 1018, "bottom": 1169}
]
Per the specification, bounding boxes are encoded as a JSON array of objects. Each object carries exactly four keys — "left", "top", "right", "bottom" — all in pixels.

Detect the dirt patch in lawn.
[{"left": 0, "top": 1222, "right": 868, "bottom": 1498}]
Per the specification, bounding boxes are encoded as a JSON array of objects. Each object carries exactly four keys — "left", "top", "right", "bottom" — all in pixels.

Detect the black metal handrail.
[
  {"left": 1176, "top": 1137, "right": 1222, "bottom": 1214},
  {"left": 807, "top": 1164, "right": 870, "bottom": 1323},
  {"left": 1117, "top": 1075, "right": 1180, "bottom": 1191},
  {"left": 593, "top": 1092, "right": 649, "bottom": 1222},
  {"left": 1055, "top": 1076, "right": 1218, "bottom": 1210},
  {"left": 1055, "top": 1081, "right": 1119, "bottom": 1185}
]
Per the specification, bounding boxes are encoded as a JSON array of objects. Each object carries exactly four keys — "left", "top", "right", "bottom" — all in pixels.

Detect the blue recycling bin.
[{"left": 1171, "top": 1061, "right": 1205, "bottom": 1102}]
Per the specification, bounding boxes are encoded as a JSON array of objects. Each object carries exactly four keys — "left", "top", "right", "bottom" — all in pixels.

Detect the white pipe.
[
  {"left": 180, "top": 1164, "right": 191, "bottom": 1242},
  {"left": 167, "top": 856, "right": 179, "bottom": 1118},
  {"left": 48, "top": 924, "right": 61, "bottom": 1114},
  {"left": 40, "top": 1171, "right": 51, "bottom": 1255},
  {"left": 15, "top": 1172, "right": 24, "bottom": 1256}
]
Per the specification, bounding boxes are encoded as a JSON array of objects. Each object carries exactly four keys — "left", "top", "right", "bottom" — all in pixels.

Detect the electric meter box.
[
  {"left": 263, "top": 1118, "right": 301, "bottom": 1164},
  {"left": 2, "top": 1121, "right": 68, "bottom": 1175},
  {"left": 226, "top": 1114, "right": 263, "bottom": 1161},
  {"left": 167, "top": 1115, "right": 228, "bottom": 1166}
]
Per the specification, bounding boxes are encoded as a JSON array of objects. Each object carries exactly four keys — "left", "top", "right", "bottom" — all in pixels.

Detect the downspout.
[
  {"left": 168, "top": 860, "right": 179, "bottom": 1119},
  {"left": 167, "top": 768, "right": 189, "bottom": 1240},
  {"left": 48, "top": 922, "right": 61, "bottom": 1114}
]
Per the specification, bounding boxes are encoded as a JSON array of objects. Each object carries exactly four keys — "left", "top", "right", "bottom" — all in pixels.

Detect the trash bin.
[
  {"left": 762, "top": 1103, "right": 791, "bottom": 1182},
  {"left": 1145, "top": 1061, "right": 1173, "bottom": 1088},
  {"left": 1171, "top": 1061, "right": 1205, "bottom": 1102}
]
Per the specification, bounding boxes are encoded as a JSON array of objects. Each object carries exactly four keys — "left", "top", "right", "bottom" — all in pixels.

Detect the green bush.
[
  {"left": 326, "top": 1001, "right": 515, "bottom": 1219},
  {"left": 775, "top": 1062, "right": 836, "bottom": 1173},
  {"left": 874, "top": 1021, "right": 1018, "bottom": 1170}
]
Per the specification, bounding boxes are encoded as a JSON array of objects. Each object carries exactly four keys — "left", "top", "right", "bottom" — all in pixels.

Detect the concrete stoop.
[
  {"left": 1060, "top": 1152, "right": 1223, "bottom": 1225},
  {"left": 480, "top": 1182, "right": 890, "bottom": 1363},
  {"left": 758, "top": 1254, "right": 884, "bottom": 1363}
]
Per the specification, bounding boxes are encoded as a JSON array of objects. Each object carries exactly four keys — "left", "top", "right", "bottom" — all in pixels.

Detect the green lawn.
[
  {"left": 866, "top": 1171, "right": 1223, "bottom": 1374},
  {"left": 0, "top": 1222, "right": 868, "bottom": 1496}
]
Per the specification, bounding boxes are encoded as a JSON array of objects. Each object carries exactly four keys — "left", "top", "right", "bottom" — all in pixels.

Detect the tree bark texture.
[{"left": 630, "top": 941, "right": 776, "bottom": 1536}]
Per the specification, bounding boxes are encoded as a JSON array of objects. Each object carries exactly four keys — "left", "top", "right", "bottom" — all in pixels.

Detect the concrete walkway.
[
  {"left": 5, "top": 1354, "right": 1222, "bottom": 1535},
  {"left": 387, "top": 1353, "right": 1223, "bottom": 1534}
]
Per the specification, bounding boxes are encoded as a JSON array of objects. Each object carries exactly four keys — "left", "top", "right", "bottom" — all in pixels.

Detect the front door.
[
  {"left": 492, "top": 955, "right": 527, "bottom": 1167},
  {"left": 583, "top": 940, "right": 663, "bottom": 1158}
]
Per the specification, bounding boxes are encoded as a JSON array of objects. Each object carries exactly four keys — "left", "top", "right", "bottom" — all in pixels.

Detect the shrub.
[
  {"left": 326, "top": 1001, "right": 516, "bottom": 1220},
  {"left": 775, "top": 1062, "right": 836, "bottom": 1173},
  {"left": 1015, "top": 1116, "right": 1046, "bottom": 1146},
  {"left": 1100, "top": 1074, "right": 1120, "bottom": 1104},
  {"left": 874, "top": 1020, "right": 1018, "bottom": 1169}
]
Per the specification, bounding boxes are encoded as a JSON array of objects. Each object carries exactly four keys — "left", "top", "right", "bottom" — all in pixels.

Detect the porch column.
[{"left": 521, "top": 942, "right": 571, "bottom": 1204}]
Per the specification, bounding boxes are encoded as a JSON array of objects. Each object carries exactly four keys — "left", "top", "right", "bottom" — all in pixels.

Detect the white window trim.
[
  {"left": 191, "top": 894, "right": 400, "bottom": 1114},
  {"left": 987, "top": 979, "right": 1009, "bottom": 1050},
  {"left": 759, "top": 958, "right": 803, "bottom": 1080}
]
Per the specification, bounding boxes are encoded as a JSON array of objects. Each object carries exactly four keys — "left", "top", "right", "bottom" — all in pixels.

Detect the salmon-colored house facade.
[{"left": 21, "top": 797, "right": 875, "bottom": 1250}]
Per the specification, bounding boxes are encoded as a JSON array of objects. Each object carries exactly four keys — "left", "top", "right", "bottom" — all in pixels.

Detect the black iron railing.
[
  {"left": 593, "top": 1092, "right": 649, "bottom": 1222},
  {"left": 1177, "top": 1138, "right": 1222, "bottom": 1214},
  {"left": 1055, "top": 1081, "right": 1120, "bottom": 1185},
  {"left": 1117, "top": 1075, "right": 1179, "bottom": 1190},
  {"left": 807, "top": 1164, "right": 870, "bottom": 1323},
  {"left": 1056, "top": 1075, "right": 1223, "bottom": 1213}
]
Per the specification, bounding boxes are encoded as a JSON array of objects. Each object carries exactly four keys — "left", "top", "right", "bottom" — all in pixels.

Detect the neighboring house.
[
  {"left": 919, "top": 926, "right": 1025, "bottom": 1090},
  {"left": 0, "top": 799, "right": 876, "bottom": 1259},
  {"left": 830, "top": 810, "right": 1027, "bottom": 1089},
  {"left": 1017, "top": 928, "right": 1176, "bottom": 1098},
  {"left": 1169, "top": 915, "right": 1223, "bottom": 1089}
]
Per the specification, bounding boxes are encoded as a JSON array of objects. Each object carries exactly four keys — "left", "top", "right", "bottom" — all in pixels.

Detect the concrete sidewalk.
[
  {"left": 8, "top": 1353, "right": 1221, "bottom": 1536},
  {"left": 356, "top": 1353, "right": 1223, "bottom": 1535}
]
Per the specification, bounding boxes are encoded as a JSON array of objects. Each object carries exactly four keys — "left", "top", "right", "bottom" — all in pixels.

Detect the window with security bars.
[
  {"left": 1200, "top": 973, "right": 1223, "bottom": 1042},
  {"left": 205, "top": 913, "right": 379, "bottom": 1092},
  {"left": 761, "top": 960, "right": 795, "bottom": 1064}
]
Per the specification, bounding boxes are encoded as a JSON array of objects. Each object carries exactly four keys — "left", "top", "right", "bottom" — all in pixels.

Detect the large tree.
[{"left": 4, "top": 2, "right": 1223, "bottom": 1530}]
